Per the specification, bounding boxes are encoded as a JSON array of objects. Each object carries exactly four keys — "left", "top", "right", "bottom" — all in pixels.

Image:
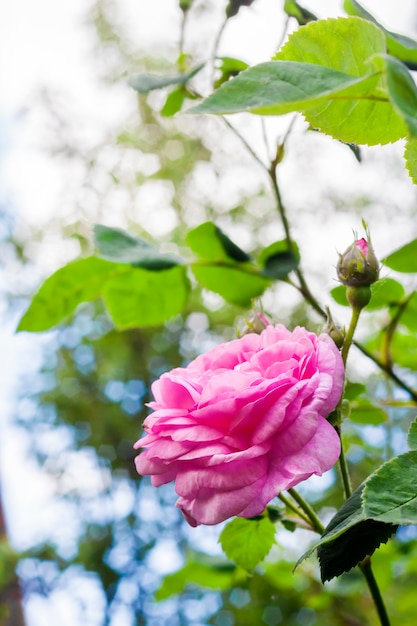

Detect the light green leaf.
[
  {"left": 399, "top": 292, "right": 417, "bottom": 331},
  {"left": 191, "top": 264, "right": 271, "bottom": 306},
  {"left": 186, "top": 222, "right": 250, "bottom": 263},
  {"left": 383, "top": 238, "right": 417, "bottom": 272},
  {"left": 161, "top": 87, "right": 187, "bottom": 117},
  {"left": 344, "top": 382, "right": 366, "bottom": 400},
  {"left": 407, "top": 417, "right": 417, "bottom": 450},
  {"left": 363, "top": 451, "right": 417, "bottom": 524},
  {"left": 404, "top": 139, "right": 417, "bottom": 185},
  {"left": 128, "top": 63, "right": 204, "bottom": 94},
  {"left": 219, "top": 517, "right": 276, "bottom": 572},
  {"left": 274, "top": 17, "right": 406, "bottom": 145},
  {"left": 349, "top": 399, "right": 387, "bottom": 425},
  {"left": 344, "top": 0, "right": 417, "bottom": 69},
  {"left": 330, "top": 278, "right": 405, "bottom": 309},
  {"left": 94, "top": 224, "right": 180, "bottom": 270},
  {"left": 102, "top": 265, "right": 189, "bottom": 328},
  {"left": 17, "top": 257, "right": 127, "bottom": 332},
  {"left": 155, "top": 556, "right": 237, "bottom": 600},
  {"left": 214, "top": 56, "right": 249, "bottom": 89}
]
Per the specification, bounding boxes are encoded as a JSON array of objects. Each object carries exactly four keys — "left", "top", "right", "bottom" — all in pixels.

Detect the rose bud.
[{"left": 336, "top": 233, "right": 379, "bottom": 288}]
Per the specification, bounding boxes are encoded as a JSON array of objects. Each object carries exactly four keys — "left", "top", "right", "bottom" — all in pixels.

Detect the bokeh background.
[{"left": 2, "top": 1, "right": 417, "bottom": 624}]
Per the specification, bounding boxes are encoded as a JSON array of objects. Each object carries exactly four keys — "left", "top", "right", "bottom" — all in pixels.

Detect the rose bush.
[{"left": 135, "top": 324, "right": 344, "bottom": 526}]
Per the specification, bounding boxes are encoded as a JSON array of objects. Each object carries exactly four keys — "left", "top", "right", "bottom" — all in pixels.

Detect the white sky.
[{"left": 1, "top": 1, "right": 417, "bottom": 624}]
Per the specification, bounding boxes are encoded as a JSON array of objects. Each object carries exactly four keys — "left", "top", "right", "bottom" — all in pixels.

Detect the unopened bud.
[
  {"left": 337, "top": 227, "right": 379, "bottom": 288},
  {"left": 239, "top": 310, "right": 270, "bottom": 336}
]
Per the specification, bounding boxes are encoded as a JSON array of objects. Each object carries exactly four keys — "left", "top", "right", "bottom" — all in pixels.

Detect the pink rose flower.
[{"left": 134, "top": 324, "right": 344, "bottom": 526}]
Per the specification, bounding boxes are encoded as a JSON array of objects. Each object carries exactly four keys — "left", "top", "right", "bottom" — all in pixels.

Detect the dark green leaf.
[
  {"left": 191, "top": 264, "right": 271, "bottom": 306},
  {"left": 128, "top": 63, "right": 204, "bottom": 94},
  {"left": 219, "top": 517, "right": 276, "bottom": 571},
  {"left": 186, "top": 222, "right": 250, "bottom": 263},
  {"left": 383, "top": 238, "right": 417, "bottom": 272},
  {"left": 363, "top": 451, "right": 417, "bottom": 524},
  {"left": 102, "top": 265, "right": 189, "bottom": 328},
  {"left": 378, "top": 54, "right": 417, "bottom": 138},
  {"left": 94, "top": 224, "right": 180, "bottom": 270},
  {"left": 17, "top": 257, "right": 127, "bottom": 332},
  {"left": 226, "top": 0, "right": 255, "bottom": 19},
  {"left": 258, "top": 240, "right": 300, "bottom": 278},
  {"left": 318, "top": 517, "right": 396, "bottom": 582},
  {"left": 407, "top": 417, "right": 417, "bottom": 450},
  {"left": 190, "top": 61, "right": 381, "bottom": 119},
  {"left": 297, "top": 484, "right": 396, "bottom": 580},
  {"left": 261, "top": 251, "right": 299, "bottom": 278}
]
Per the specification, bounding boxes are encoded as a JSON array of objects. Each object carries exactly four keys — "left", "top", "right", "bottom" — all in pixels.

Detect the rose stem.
[
  {"left": 287, "top": 488, "right": 324, "bottom": 534},
  {"left": 278, "top": 493, "right": 315, "bottom": 528},
  {"left": 359, "top": 557, "right": 391, "bottom": 626},
  {"left": 339, "top": 309, "right": 391, "bottom": 626}
]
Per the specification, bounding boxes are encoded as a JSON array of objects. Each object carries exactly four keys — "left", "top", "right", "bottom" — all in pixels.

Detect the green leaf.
[
  {"left": 94, "top": 224, "right": 180, "bottom": 270},
  {"left": 343, "top": 382, "right": 366, "bottom": 400},
  {"left": 382, "top": 330, "right": 417, "bottom": 370},
  {"left": 258, "top": 240, "right": 300, "bottom": 278},
  {"left": 191, "top": 264, "right": 271, "bottom": 306},
  {"left": 190, "top": 60, "right": 382, "bottom": 119},
  {"left": 399, "top": 291, "right": 417, "bottom": 331},
  {"left": 17, "top": 257, "right": 127, "bottom": 332},
  {"left": 297, "top": 484, "right": 396, "bottom": 580},
  {"left": 274, "top": 17, "right": 407, "bottom": 145},
  {"left": 404, "top": 139, "right": 417, "bottom": 185},
  {"left": 318, "top": 516, "right": 396, "bottom": 582},
  {"left": 349, "top": 399, "right": 387, "bottom": 425},
  {"left": 330, "top": 278, "right": 405, "bottom": 309},
  {"left": 186, "top": 222, "right": 250, "bottom": 263},
  {"left": 367, "top": 278, "right": 405, "bottom": 310},
  {"left": 219, "top": 517, "right": 276, "bottom": 572},
  {"left": 383, "top": 238, "right": 417, "bottom": 272},
  {"left": 363, "top": 451, "right": 417, "bottom": 524},
  {"left": 344, "top": 0, "right": 417, "bottom": 69},
  {"left": 226, "top": 0, "right": 255, "bottom": 19},
  {"left": 155, "top": 556, "right": 237, "bottom": 600},
  {"left": 102, "top": 265, "right": 189, "bottom": 329},
  {"left": 377, "top": 54, "right": 417, "bottom": 137},
  {"left": 214, "top": 56, "right": 249, "bottom": 89},
  {"left": 283, "top": 0, "right": 317, "bottom": 25},
  {"left": 161, "top": 87, "right": 187, "bottom": 117},
  {"left": 407, "top": 417, "right": 417, "bottom": 450},
  {"left": 128, "top": 63, "right": 204, "bottom": 94}
]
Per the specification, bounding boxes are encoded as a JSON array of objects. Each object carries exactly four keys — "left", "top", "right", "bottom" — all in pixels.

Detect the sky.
[{"left": 1, "top": 0, "right": 417, "bottom": 624}]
